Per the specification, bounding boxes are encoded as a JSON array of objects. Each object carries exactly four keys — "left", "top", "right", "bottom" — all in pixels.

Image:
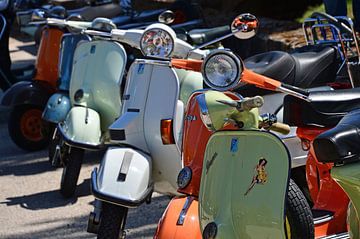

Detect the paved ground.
[{"left": 0, "top": 32, "right": 169, "bottom": 239}]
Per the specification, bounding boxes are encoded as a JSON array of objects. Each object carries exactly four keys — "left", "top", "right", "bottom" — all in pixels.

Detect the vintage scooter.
[
  {"left": 155, "top": 44, "right": 317, "bottom": 237},
  {"left": 86, "top": 13, "right": 316, "bottom": 239},
  {"left": 312, "top": 108, "right": 360, "bottom": 239},
  {"left": 0, "top": 11, "right": 91, "bottom": 151},
  {"left": 279, "top": 13, "right": 360, "bottom": 238}
]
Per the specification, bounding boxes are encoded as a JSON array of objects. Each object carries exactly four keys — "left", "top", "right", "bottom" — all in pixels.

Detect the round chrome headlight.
[
  {"left": 177, "top": 166, "right": 192, "bottom": 189},
  {"left": 140, "top": 23, "right": 175, "bottom": 58},
  {"left": 202, "top": 50, "right": 242, "bottom": 91}
]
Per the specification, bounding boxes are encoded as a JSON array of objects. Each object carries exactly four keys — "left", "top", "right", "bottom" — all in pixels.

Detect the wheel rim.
[{"left": 19, "top": 109, "right": 44, "bottom": 142}]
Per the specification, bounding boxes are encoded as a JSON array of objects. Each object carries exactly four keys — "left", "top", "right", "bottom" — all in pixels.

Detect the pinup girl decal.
[{"left": 244, "top": 158, "right": 268, "bottom": 195}]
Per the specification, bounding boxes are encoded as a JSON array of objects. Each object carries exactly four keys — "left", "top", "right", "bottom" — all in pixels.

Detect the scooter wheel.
[
  {"left": 97, "top": 202, "right": 128, "bottom": 239},
  {"left": 8, "top": 105, "right": 50, "bottom": 151},
  {"left": 60, "top": 147, "right": 84, "bottom": 198},
  {"left": 285, "top": 179, "right": 315, "bottom": 238}
]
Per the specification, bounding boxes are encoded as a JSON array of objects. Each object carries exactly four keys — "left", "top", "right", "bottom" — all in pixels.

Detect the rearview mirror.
[
  {"left": 158, "top": 10, "right": 175, "bottom": 25},
  {"left": 231, "top": 13, "right": 259, "bottom": 39}
]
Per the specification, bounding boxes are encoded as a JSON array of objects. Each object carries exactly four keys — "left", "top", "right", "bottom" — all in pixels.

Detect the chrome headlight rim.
[
  {"left": 201, "top": 49, "right": 242, "bottom": 92},
  {"left": 140, "top": 25, "right": 175, "bottom": 59}
]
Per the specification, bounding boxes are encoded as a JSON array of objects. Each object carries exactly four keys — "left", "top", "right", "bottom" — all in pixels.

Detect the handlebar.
[{"left": 268, "top": 122, "right": 291, "bottom": 135}]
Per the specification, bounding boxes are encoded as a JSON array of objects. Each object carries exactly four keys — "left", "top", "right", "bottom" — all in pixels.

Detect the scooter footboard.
[
  {"left": 199, "top": 131, "right": 290, "bottom": 239},
  {"left": 91, "top": 147, "right": 153, "bottom": 208},
  {"left": 58, "top": 106, "right": 102, "bottom": 149}
]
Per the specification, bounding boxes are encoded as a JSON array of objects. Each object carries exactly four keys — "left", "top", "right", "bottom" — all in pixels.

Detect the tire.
[
  {"left": 60, "top": 147, "right": 84, "bottom": 198},
  {"left": 97, "top": 202, "right": 128, "bottom": 239},
  {"left": 8, "top": 105, "right": 50, "bottom": 151},
  {"left": 286, "top": 179, "right": 314, "bottom": 239}
]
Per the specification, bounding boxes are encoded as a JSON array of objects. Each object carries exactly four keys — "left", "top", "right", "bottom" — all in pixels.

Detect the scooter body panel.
[
  {"left": 34, "top": 26, "right": 63, "bottom": 88},
  {"left": 199, "top": 131, "right": 290, "bottom": 239},
  {"left": 92, "top": 147, "right": 152, "bottom": 207},
  {"left": 332, "top": 164, "right": 360, "bottom": 238},
  {"left": 58, "top": 33, "right": 91, "bottom": 91},
  {"left": 59, "top": 106, "right": 102, "bottom": 148},
  {"left": 154, "top": 196, "right": 202, "bottom": 239},
  {"left": 297, "top": 127, "right": 349, "bottom": 237},
  {"left": 42, "top": 92, "right": 71, "bottom": 123},
  {"left": 109, "top": 60, "right": 202, "bottom": 195},
  {"left": 70, "top": 40, "right": 126, "bottom": 133}
]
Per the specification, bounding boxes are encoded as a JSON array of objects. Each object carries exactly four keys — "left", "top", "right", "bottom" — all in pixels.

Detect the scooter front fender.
[
  {"left": 91, "top": 147, "right": 153, "bottom": 208},
  {"left": 42, "top": 93, "right": 71, "bottom": 124},
  {"left": 58, "top": 106, "right": 102, "bottom": 149},
  {"left": 1, "top": 81, "right": 54, "bottom": 107},
  {"left": 154, "top": 196, "right": 202, "bottom": 239}
]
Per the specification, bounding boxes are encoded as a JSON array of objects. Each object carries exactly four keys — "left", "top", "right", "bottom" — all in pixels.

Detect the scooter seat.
[
  {"left": 51, "top": 0, "right": 87, "bottom": 10},
  {"left": 283, "top": 87, "right": 360, "bottom": 128},
  {"left": 313, "top": 109, "right": 360, "bottom": 164},
  {"left": 187, "top": 25, "right": 230, "bottom": 45},
  {"left": 238, "top": 46, "right": 337, "bottom": 97},
  {"left": 80, "top": 3, "right": 122, "bottom": 21}
]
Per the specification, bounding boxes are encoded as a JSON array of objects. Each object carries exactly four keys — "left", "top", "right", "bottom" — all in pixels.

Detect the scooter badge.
[
  {"left": 244, "top": 157, "right": 268, "bottom": 195},
  {"left": 230, "top": 138, "right": 238, "bottom": 152}
]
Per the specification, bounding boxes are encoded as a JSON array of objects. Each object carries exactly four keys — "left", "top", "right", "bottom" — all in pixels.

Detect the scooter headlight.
[
  {"left": 177, "top": 166, "right": 192, "bottom": 189},
  {"left": 202, "top": 50, "right": 242, "bottom": 91},
  {"left": 140, "top": 23, "right": 175, "bottom": 59}
]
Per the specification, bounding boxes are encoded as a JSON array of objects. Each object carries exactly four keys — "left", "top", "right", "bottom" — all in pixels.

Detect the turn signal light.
[{"left": 161, "top": 119, "right": 175, "bottom": 145}]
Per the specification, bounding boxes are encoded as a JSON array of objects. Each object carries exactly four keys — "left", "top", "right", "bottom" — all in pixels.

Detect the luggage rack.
[{"left": 303, "top": 12, "right": 360, "bottom": 87}]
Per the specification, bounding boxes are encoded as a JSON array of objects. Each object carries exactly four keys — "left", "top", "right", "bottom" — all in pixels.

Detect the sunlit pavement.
[{"left": 0, "top": 34, "right": 169, "bottom": 239}]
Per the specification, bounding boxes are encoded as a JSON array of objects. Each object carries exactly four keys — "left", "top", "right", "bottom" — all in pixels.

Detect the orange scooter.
[
  {"left": 155, "top": 48, "right": 315, "bottom": 238},
  {"left": 1, "top": 13, "right": 91, "bottom": 151}
]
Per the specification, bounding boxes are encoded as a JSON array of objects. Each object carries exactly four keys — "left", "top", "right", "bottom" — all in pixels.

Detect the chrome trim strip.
[
  {"left": 134, "top": 59, "right": 171, "bottom": 67},
  {"left": 318, "top": 232, "right": 350, "bottom": 239},
  {"left": 177, "top": 196, "right": 194, "bottom": 225},
  {"left": 314, "top": 214, "right": 334, "bottom": 225},
  {"left": 195, "top": 94, "right": 215, "bottom": 131}
]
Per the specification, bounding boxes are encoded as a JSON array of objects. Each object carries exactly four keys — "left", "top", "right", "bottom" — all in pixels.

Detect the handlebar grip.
[
  {"left": 240, "top": 96, "right": 264, "bottom": 111},
  {"left": 269, "top": 122, "right": 291, "bottom": 135}
]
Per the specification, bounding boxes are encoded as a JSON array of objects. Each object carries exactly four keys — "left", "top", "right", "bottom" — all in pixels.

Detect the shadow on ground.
[{"left": 2, "top": 195, "right": 170, "bottom": 239}]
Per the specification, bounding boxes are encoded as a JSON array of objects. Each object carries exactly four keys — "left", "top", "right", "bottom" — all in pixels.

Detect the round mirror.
[
  {"left": 49, "top": 6, "right": 67, "bottom": 19},
  {"left": 31, "top": 9, "right": 46, "bottom": 22},
  {"left": 231, "top": 13, "right": 259, "bottom": 39},
  {"left": 66, "top": 14, "right": 83, "bottom": 21},
  {"left": 91, "top": 18, "right": 117, "bottom": 32},
  {"left": 158, "top": 10, "right": 175, "bottom": 25}
]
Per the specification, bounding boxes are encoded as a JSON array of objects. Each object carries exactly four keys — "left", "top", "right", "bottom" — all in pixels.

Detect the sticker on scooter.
[
  {"left": 185, "top": 115, "right": 197, "bottom": 121},
  {"left": 244, "top": 158, "right": 268, "bottom": 196},
  {"left": 137, "top": 64, "right": 145, "bottom": 74},
  {"left": 230, "top": 138, "right": 238, "bottom": 153}
]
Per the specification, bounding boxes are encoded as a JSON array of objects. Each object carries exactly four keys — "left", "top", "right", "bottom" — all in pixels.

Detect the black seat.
[
  {"left": 237, "top": 45, "right": 338, "bottom": 97},
  {"left": 188, "top": 25, "right": 230, "bottom": 45},
  {"left": 313, "top": 110, "right": 360, "bottom": 164},
  {"left": 284, "top": 87, "right": 360, "bottom": 127},
  {"left": 80, "top": 3, "right": 122, "bottom": 21}
]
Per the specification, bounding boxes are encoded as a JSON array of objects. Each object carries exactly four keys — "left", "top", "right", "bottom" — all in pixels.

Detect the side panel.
[
  {"left": 143, "top": 65, "right": 182, "bottom": 194},
  {"left": 332, "top": 164, "right": 360, "bottom": 238},
  {"left": 108, "top": 62, "right": 154, "bottom": 153},
  {"left": 70, "top": 40, "right": 126, "bottom": 132},
  {"left": 34, "top": 27, "right": 63, "bottom": 88},
  {"left": 199, "top": 131, "right": 290, "bottom": 239},
  {"left": 96, "top": 147, "right": 152, "bottom": 204}
]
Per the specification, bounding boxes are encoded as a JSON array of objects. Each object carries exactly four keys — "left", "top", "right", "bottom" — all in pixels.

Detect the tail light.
[{"left": 161, "top": 119, "right": 175, "bottom": 145}]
